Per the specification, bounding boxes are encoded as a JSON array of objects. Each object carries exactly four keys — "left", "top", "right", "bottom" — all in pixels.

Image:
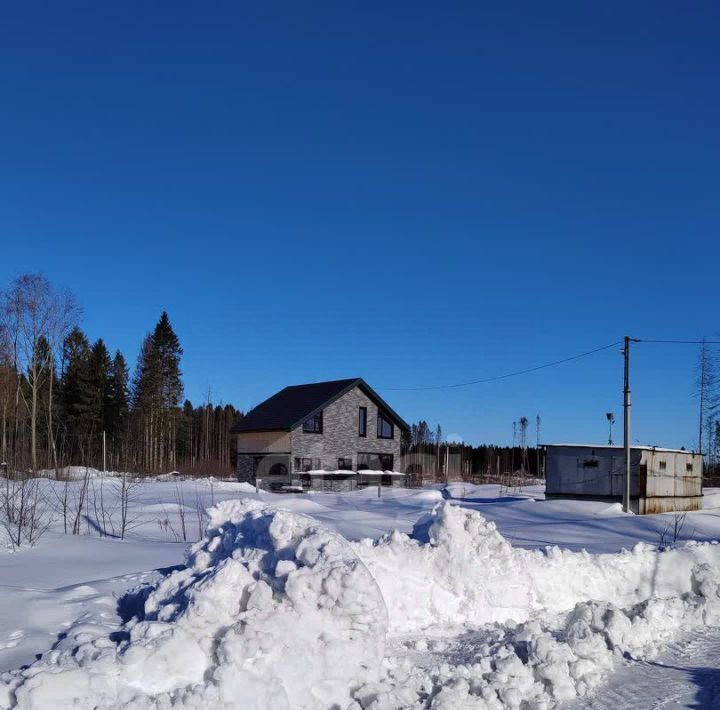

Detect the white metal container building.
[{"left": 544, "top": 444, "right": 703, "bottom": 514}]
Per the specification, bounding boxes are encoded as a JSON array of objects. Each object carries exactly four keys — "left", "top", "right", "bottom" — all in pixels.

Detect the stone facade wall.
[
  {"left": 237, "top": 455, "right": 255, "bottom": 484},
  {"left": 290, "top": 386, "right": 402, "bottom": 472}
]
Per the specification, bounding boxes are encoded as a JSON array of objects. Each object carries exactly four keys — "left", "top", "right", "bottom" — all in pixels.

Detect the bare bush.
[
  {"left": 1, "top": 474, "right": 53, "bottom": 548},
  {"left": 657, "top": 512, "right": 693, "bottom": 549}
]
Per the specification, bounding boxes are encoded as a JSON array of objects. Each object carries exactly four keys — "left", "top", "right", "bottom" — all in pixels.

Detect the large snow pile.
[
  {"left": 2, "top": 500, "right": 720, "bottom": 710},
  {"left": 353, "top": 502, "right": 720, "bottom": 633},
  {"left": 352, "top": 503, "right": 720, "bottom": 708},
  {"left": 0, "top": 500, "right": 387, "bottom": 710}
]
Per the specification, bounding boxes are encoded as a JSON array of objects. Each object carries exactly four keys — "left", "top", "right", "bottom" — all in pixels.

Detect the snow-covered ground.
[{"left": 2, "top": 476, "right": 720, "bottom": 708}]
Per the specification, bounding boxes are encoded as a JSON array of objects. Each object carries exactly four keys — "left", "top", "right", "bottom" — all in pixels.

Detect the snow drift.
[
  {"left": 354, "top": 501, "right": 720, "bottom": 633},
  {"left": 0, "top": 500, "right": 387, "bottom": 710},
  {"left": 2, "top": 500, "right": 720, "bottom": 709},
  {"left": 352, "top": 503, "right": 720, "bottom": 708}
]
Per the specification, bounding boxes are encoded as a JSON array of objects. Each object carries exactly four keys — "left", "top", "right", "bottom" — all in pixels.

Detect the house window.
[
  {"left": 359, "top": 407, "right": 367, "bottom": 437},
  {"left": 337, "top": 457, "right": 353, "bottom": 471},
  {"left": 377, "top": 411, "right": 394, "bottom": 439},
  {"left": 686, "top": 462, "right": 694, "bottom": 473},
  {"left": 303, "top": 411, "right": 323, "bottom": 433},
  {"left": 582, "top": 459, "right": 599, "bottom": 468},
  {"left": 658, "top": 460, "right": 667, "bottom": 471},
  {"left": 294, "top": 457, "right": 320, "bottom": 472},
  {"left": 357, "top": 453, "right": 394, "bottom": 471}
]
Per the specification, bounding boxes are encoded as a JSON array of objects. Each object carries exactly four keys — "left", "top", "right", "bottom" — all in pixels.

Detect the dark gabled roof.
[{"left": 232, "top": 378, "right": 409, "bottom": 433}]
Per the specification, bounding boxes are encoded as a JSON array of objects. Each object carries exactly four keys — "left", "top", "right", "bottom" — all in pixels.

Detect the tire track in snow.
[{"left": 564, "top": 629, "right": 720, "bottom": 710}]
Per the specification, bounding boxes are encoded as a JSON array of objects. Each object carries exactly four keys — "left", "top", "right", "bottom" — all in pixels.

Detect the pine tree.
[
  {"left": 86, "top": 339, "right": 112, "bottom": 441},
  {"left": 59, "top": 327, "right": 91, "bottom": 462},
  {"left": 132, "top": 312, "right": 183, "bottom": 472},
  {"left": 107, "top": 350, "right": 129, "bottom": 467}
]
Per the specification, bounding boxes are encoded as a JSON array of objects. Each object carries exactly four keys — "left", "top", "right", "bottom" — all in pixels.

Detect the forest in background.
[
  {"left": 0, "top": 274, "right": 243, "bottom": 475},
  {"left": 1, "top": 273, "right": 716, "bottom": 480}
]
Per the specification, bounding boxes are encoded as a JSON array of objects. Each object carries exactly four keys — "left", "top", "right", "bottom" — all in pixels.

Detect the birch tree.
[{"left": 0, "top": 275, "right": 79, "bottom": 472}]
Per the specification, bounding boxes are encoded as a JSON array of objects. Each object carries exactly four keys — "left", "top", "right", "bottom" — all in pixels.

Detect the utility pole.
[
  {"left": 699, "top": 337, "right": 707, "bottom": 454},
  {"left": 622, "top": 337, "right": 640, "bottom": 513},
  {"left": 536, "top": 415, "right": 541, "bottom": 479},
  {"left": 102, "top": 430, "right": 107, "bottom": 474}
]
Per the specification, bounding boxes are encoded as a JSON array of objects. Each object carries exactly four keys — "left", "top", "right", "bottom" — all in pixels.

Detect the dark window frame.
[
  {"left": 295, "top": 457, "right": 312, "bottom": 472},
  {"left": 359, "top": 406, "right": 367, "bottom": 437},
  {"left": 376, "top": 411, "right": 394, "bottom": 439},
  {"left": 337, "top": 457, "right": 353, "bottom": 471},
  {"left": 357, "top": 452, "right": 394, "bottom": 471},
  {"left": 302, "top": 411, "right": 323, "bottom": 434}
]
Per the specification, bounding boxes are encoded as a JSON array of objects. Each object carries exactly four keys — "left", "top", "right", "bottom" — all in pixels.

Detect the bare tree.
[
  {"left": 695, "top": 339, "right": 718, "bottom": 456},
  {"left": 113, "top": 471, "right": 143, "bottom": 539},
  {"left": 71, "top": 467, "right": 91, "bottom": 535},
  {"left": 0, "top": 275, "right": 79, "bottom": 472},
  {"left": 194, "top": 488, "right": 208, "bottom": 541},
  {"left": 90, "top": 473, "right": 119, "bottom": 537},
  {"left": 174, "top": 480, "right": 187, "bottom": 542}
]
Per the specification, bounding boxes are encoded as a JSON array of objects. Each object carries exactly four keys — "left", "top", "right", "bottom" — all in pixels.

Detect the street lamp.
[{"left": 606, "top": 413, "right": 615, "bottom": 445}]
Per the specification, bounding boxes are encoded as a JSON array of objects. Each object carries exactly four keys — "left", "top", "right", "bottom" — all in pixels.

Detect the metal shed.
[{"left": 544, "top": 444, "right": 703, "bottom": 514}]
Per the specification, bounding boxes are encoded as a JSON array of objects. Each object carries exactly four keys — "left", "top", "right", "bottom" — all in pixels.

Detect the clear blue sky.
[{"left": 1, "top": 2, "right": 718, "bottom": 448}]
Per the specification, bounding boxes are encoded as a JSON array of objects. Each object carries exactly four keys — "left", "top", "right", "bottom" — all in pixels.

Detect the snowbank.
[
  {"left": 352, "top": 503, "right": 720, "bottom": 708},
  {"left": 35, "top": 466, "right": 110, "bottom": 480},
  {"left": 354, "top": 502, "right": 720, "bottom": 633},
  {"left": 1, "top": 500, "right": 387, "bottom": 710},
  {"left": 2, "top": 501, "right": 720, "bottom": 710}
]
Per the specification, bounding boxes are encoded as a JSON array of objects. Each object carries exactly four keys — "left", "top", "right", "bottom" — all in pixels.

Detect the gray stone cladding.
[
  {"left": 290, "top": 385, "right": 401, "bottom": 472},
  {"left": 236, "top": 455, "right": 255, "bottom": 483}
]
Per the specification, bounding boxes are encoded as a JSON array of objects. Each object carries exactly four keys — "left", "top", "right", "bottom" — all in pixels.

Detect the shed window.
[
  {"left": 658, "top": 460, "right": 667, "bottom": 471},
  {"left": 582, "top": 459, "right": 599, "bottom": 468},
  {"left": 686, "top": 462, "right": 694, "bottom": 473},
  {"left": 303, "top": 412, "right": 323, "bottom": 433},
  {"left": 377, "top": 411, "right": 394, "bottom": 439}
]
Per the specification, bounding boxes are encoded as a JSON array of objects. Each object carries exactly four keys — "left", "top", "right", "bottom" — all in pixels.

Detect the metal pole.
[
  {"left": 623, "top": 337, "right": 631, "bottom": 513},
  {"left": 699, "top": 337, "right": 706, "bottom": 454},
  {"left": 536, "top": 415, "right": 541, "bottom": 479},
  {"left": 102, "top": 430, "right": 106, "bottom": 474}
]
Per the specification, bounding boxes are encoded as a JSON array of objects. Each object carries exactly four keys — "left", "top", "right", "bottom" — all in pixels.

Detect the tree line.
[
  {"left": 0, "top": 274, "right": 243, "bottom": 475},
  {"left": 404, "top": 419, "right": 543, "bottom": 479}
]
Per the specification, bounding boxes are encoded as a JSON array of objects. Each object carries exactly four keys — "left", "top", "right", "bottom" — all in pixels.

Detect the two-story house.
[{"left": 233, "top": 378, "right": 408, "bottom": 488}]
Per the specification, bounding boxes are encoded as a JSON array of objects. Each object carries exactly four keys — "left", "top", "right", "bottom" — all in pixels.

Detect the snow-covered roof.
[{"left": 544, "top": 443, "right": 699, "bottom": 455}]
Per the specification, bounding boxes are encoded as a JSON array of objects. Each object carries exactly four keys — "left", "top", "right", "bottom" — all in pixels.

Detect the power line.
[
  {"left": 638, "top": 339, "right": 720, "bottom": 345},
  {"left": 384, "top": 341, "right": 623, "bottom": 391}
]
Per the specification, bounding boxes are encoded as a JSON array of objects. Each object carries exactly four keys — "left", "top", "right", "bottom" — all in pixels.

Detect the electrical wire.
[
  {"left": 384, "top": 338, "right": 720, "bottom": 392},
  {"left": 638, "top": 339, "right": 720, "bottom": 345},
  {"left": 384, "top": 340, "right": 623, "bottom": 392}
]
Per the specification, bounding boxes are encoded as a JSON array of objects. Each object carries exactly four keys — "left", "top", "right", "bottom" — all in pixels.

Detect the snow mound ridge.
[
  {"left": 1, "top": 499, "right": 387, "bottom": 710},
  {"left": 354, "top": 502, "right": 720, "bottom": 633}
]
